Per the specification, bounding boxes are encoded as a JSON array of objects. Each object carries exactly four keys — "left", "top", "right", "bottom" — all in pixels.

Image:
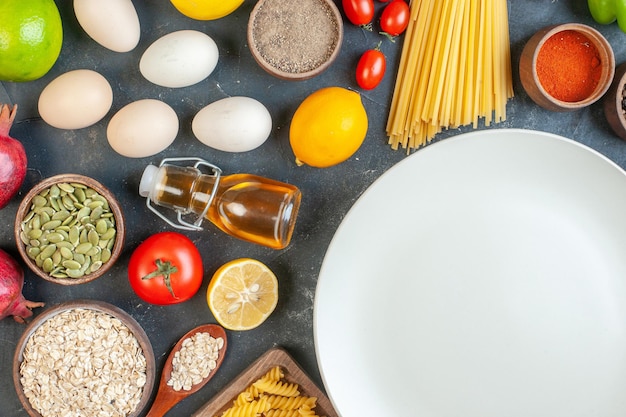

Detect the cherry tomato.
[
  {"left": 356, "top": 45, "right": 386, "bottom": 90},
  {"left": 342, "top": 0, "right": 375, "bottom": 26},
  {"left": 128, "top": 232, "right": 204, "bottom": 305},
  {"left": 380, "top": 0, "right": 410, "bottom": 37}
]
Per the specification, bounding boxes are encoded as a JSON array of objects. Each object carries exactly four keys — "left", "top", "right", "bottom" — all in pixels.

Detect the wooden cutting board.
[{"left": 192, "top": 346, "right": 339, "bottom": 417}]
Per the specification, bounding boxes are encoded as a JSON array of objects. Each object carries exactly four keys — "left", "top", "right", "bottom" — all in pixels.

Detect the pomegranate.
[
  {"left": 0, "top": 103, "right": 27, "bottom": 209},
  {"left": 0, "top": 248, "right": 43, "bottom": 323}
]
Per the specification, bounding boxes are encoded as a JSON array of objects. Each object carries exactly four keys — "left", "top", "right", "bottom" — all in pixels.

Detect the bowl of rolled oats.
[
  {"left": 14, "top": 174, "right": 126, "bottom": 285},
  {"left": 12, "top": 300, "right": 156, "bottom": 417}
]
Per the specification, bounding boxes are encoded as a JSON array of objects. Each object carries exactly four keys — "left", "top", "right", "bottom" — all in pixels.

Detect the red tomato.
[
  {"left": 342, "top": 0, "right": 375, "bottom": 26},
  {"left": 128, "top": 232, "right": 204, "bottom": 305},
  {"left": 356, "top": 46, "right": 386, "bottom": 90},
  {"left": 380, "top": 0, "right": 410, "bottom": 36}
]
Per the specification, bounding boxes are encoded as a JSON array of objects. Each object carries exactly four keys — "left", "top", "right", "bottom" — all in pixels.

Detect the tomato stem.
[
  {"left": 142, "top": 259, "right": 179, "bottom": 298},
  {"left": 379, "top": 31, "right": 397, "bottom": 43}
]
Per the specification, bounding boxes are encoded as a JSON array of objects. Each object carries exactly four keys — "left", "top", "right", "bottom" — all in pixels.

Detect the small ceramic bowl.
[
  {"left": 519, "top": 23, "right": 615, "bottom": 112},
  {"left": 14, "top": 173, "right": 125, "bottom": 285},
  {"left": 247, "top": 0, "right": 343, "bottom": 80},
  {"left": 604, "top": 62, "right": 626, "bottom": 140},
  {"left": 13, "top": 300, "right": 156, "bottom": 417}
]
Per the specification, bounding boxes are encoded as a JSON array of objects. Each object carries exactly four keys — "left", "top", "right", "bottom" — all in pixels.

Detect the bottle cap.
[{"left": 139, "top": 165, "right": 159, "bottom": 197}]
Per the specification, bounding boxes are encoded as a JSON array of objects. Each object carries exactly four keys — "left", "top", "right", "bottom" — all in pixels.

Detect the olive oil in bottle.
[{"left": 139, "top": 161, "right": 301, "bottom": 249}]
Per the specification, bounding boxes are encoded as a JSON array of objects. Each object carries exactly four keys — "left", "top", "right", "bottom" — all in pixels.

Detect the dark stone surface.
[{"left": 2, "top": 1, "right": 626, "bottom": 416}]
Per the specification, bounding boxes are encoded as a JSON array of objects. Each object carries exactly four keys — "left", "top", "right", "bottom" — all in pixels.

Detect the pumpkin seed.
[
  {"left": 76, "top": 206, "right": 91, "bottom": 219},
  {"left": 49, "top": 184, "right": 61, "bottom": 197},
  {"left": 47, "top": 232, "right": 65, "bottom": 243},
  {"left": 51, "top": 250, "right": 62, "bottom": 266},
  {"left": 79, "top": 257, "right": 91, "bottom": 274},
  {"left": 61, "top": 214, "right": 75, "bottom": 226},
  {"left": 61, "top": 195, "right": 75, "bottom": 210},
  {"left": 74, "top": 187, "right": 86, "bottom": 203},
  {"left": 88, "top": 230, "right": 99, "bottom": 246},
  {"left": 52, "top": 210, "right": 71, "bottom": 221},
  {"left": 28, "top": 229, "right": 43, "bottom": 240},
  {"left": 101, "top": 248, "right": 112, "bottom": 263},
  {"left": 56, "top": 241, "right": 74, "bottom": 249},
  {"left": 69, "top": 226, "right": 80, "bottom": 246},
  {"left": 72, "top": 268, "right": 86, "bottom": 279},
  {"left": 27, "top": 247, "right": 40, "bottom": 259},
  {"left": 49, "top": 196, "right": 61, "bottom": 211},
  {"left": 39, "top": 244, "right": 57, "bottom": 260},
  {"left": 100, "top": 228, "right": 116, "bottom": 241},
  {"left": 75, "top": 242, "right": 93, "bottom": 254},
  {"left": 39, "top": 211, "right": 51, "bottom": 224},
  {"left": 79, "top": 228, "right": 88, "bottom": 244},
  {"left": 23, "top": 210, "right": 35, "bottom": 223},
  {"left": 58, "top": 183, "right": 75, "bottom": 193},
  {"left": 60, "top": 247, "right": 73, "bottom": 259},
  {"left": 42, "top": 220, "right": 62, "bottom": 230},
  {"left": 95, "top": 219, "right": 108, "bottom": 235},
  {"left": 30, "top": 215, "right": 41, "bottom": 230},
  {"left": 62, "top": 260, "right": 82, "bottom": 270},
  {"left": 90, "top": 206, "right": 104, "bottom": 221},
  {"left": 32, "top": 195, "right": 47, "bottom": 207},
  {"left": 90, "top": 261, "right": 103, "bottom": 273},
  {"left": 86, "top": 246, "right": 101, "bottom": 257},
  {"left": 34, "top": 206, "right": 55, "bottom": 216},
  {"left": 56, "top": 227, "right": 70, "bottom": 236}
]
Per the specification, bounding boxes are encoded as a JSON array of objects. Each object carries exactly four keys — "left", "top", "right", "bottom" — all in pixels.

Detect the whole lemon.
[
  {"left": 170, "top": 0, "right": 244, "bottom": 20},
  {"left": 289, "top": 87, "right": 368, "bottom": 168},
  {"left": 0, "top": 0, "right": 63, "bottom": 82}
]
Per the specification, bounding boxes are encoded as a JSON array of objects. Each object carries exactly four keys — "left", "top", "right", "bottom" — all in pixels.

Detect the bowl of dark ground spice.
[
  {"left": 519, "top": 23, "right": 614, "bottom": 112},
  {"left": 604, "top": 62, "right": 626, "bottom": 141},
  {"left": 247, "top": 0, "right": 343, "bottom": 80}
]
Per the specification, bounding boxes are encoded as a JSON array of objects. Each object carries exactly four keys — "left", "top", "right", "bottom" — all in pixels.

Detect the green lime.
[{"left": 0, "top": 0, "right": 63, "bottom": 82}]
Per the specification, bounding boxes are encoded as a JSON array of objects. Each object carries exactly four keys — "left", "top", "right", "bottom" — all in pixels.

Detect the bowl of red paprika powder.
[{"left": 519, "top": 23, "right": 614, "bottom": 112}]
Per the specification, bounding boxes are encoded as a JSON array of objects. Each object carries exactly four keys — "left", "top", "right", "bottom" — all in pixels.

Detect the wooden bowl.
[
  {"left": 604, "top": 62, "right": 626, "bottom": 140},
  {"left": 14, "top": 173, "right": 125, "bottom": 285},
  {"left": 247, "top": 0, "right": 343, "bottom": 80},
  {"left": 13, "top": 300, "right": 156, "bottom": 417},
  {"left": 519, "top": 23, "right": 614, "bottom": 112}
]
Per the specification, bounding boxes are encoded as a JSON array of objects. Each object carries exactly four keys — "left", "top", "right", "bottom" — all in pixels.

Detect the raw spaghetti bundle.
[{"left": 386, "top": 0, "right": 513, "bottom": 151}]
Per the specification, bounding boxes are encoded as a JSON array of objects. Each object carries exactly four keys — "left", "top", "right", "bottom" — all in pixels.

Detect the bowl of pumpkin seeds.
[{"left": 15, "top": 174, "right": 125, "bottom": 285}]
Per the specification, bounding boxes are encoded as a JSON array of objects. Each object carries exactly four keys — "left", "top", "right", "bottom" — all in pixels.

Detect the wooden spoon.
[{"left": 145, "top": 324, "right": 228, "bottom": 417}]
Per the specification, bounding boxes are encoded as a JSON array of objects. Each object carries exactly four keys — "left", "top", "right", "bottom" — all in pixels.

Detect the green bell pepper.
[{"left": 589, "top": 0, "right": 626, "bottom": 32}]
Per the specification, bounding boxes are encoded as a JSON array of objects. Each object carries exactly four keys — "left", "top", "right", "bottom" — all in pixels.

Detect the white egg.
[
  {"left": 74, "top": 0, "right": 140, "bottom": 53},
  {"left": 38, "top": 69, "right": 113, "bottom": 130},
  {"left": 107, "top": 99, "right": 179, "bottom": 158},
  {"left": 139, "top": 30, "right": 219, "bottom": 88},
  {"left": 192, "top": 96, "right": 272, "bottom": 152}
]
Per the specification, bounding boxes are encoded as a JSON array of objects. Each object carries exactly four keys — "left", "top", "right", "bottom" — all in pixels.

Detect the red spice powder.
[{"left": 536, "top": 30, "right": 602, "bottom": 102}]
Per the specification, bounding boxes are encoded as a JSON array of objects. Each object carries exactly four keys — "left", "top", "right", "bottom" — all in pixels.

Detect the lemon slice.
[{"left": 207, "top": 258, "right": 278, "bottom": 331}]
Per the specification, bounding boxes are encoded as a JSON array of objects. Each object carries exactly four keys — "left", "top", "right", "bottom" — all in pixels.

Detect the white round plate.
[{"left": 314, "top": 129, "right": 626, "bottom": 417}]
